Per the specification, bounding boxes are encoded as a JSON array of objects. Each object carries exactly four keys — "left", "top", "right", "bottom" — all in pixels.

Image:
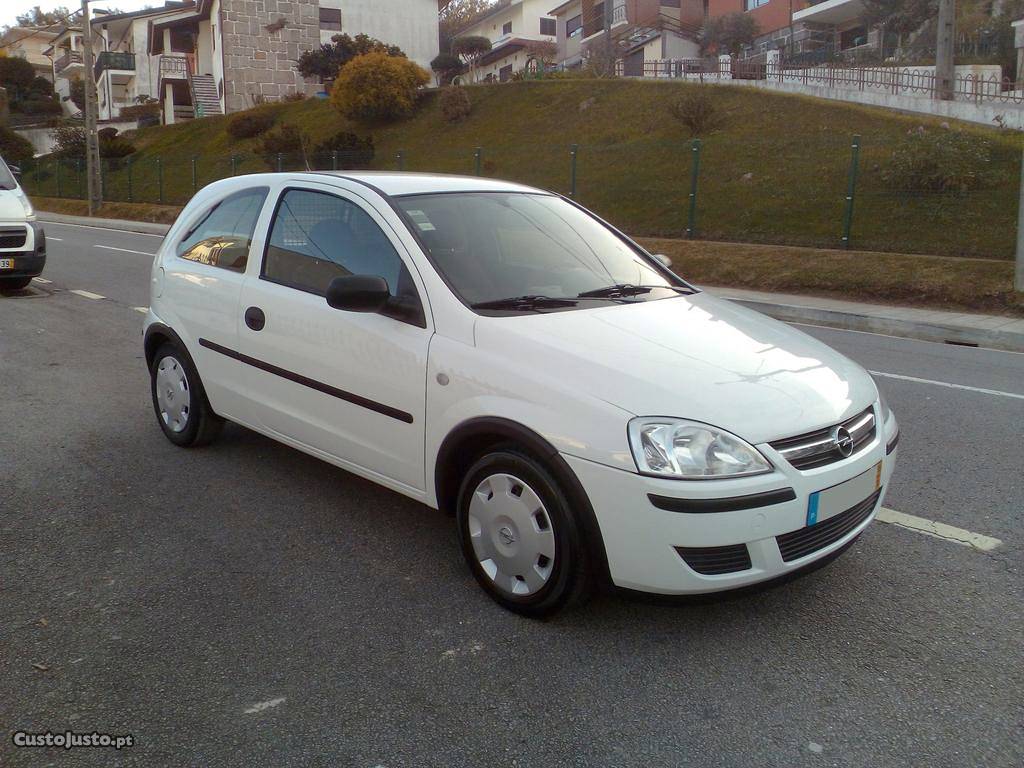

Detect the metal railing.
[
  {"left": 54, "top": 50, "right": 83, "bottom": 73},
  {"left": 159, "top": 55, "right": 190, "bottom": 81},
  {"left": 95, "top": 51, "right": 136, "bottom": 79}
]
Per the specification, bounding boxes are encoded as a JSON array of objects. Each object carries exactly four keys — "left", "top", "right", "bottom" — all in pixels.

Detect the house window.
[
  {"left": 744, "top": 0, "right": 769, "bottom": 9},
  {"left": 540, "top": 18, "right": 556, "bottom": 36},
  {"left": 502, "top": 21, "right": 512, "bottom": 35},
  {"left": 499, "top": 63, "right": 513, "bottom": 82},
  {"left": 566, "top": 14, "right": 582, "bottom": 38},
  {"left": 319, "top": 7, "right": 342, "bottom": 31}
]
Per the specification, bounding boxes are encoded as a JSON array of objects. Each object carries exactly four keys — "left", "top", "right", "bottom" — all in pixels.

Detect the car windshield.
[
  {"left": 0, "top": 157, "right": 18, "bottom": 191},
  {"left": 395, "top": 192, "right": 683, "bottom": 310}
]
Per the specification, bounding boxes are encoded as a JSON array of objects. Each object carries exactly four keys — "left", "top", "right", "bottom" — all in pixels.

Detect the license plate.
[
  {"left": 807, "top": 462, "right": 882, "bottom": 526},
  {"left": 0, "top": 258, "right": 12, "bottom": 270}
]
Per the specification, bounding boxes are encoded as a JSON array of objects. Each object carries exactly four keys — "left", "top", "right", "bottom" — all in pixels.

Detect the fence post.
[
  {"left": 276, "top": 153, "right": 283, "bottom": 172},
  {"left": 76, "top": 158, "right": 82, "bottom": 198},
  {"left": 1015, "top": 146, "right": 1024, "bottom": 292},
  {"left": 332, "top": 151, "right": 338, "bottom": 171},
  {"left": 685, "top": 139, "right": 702, "bottom": 239},
  {"left": 396, "top": 150, "right": 405, "bottom": 171},
  {"left": 157, "top": 157, "right": 164, "bottom": 204},
  {"left": 231, "top": 155, "right": 238, "bottom": 176},
  {"left": 569, "top": 143, "right": 578, "bottom": 198},
  {"left": 56, "top": 159, "right": 62, "bottom": 198},
  {"left": 191, "top": 156, "right": 198, "bottom": 194},
  {"left": 474, "top": 146, "right": 482, "bottom": 176},
  {"left": 841, "top": 135, "right": 861, "bottom": 249},
  {"left": 127, "top": 155, "right": 133, "bottom": 202}
]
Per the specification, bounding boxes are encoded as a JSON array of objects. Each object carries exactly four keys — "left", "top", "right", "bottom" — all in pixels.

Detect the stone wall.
[{"left": 219, "top": 0, "right": 320, "bottom": 113}]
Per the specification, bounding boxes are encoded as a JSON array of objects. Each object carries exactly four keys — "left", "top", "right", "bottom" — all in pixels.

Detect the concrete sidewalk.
[{"left": 36, "top": 210, "right": 1024, "bottom": 352}]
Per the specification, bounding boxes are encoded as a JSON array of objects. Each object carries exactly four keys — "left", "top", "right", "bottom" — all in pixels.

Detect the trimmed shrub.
[
  {"left": 259, "top": 124, "right": 305, "bottom": 168},
  {"left": 668, "top": 90, "right": 726, "bottom": 137},
  {"left": 430, "top": 52, "right": 462, "bottom": 86},
  {"left": 439, "top": 85, "right": 472, "bottom": 123},
  {"left": 882, "top": 127, "right": 993, "bottom": 193},
  {"left": 119, "top": 101, "right": 160, "bottom": 122},
  {"left": 312, "top": 131, "right": 374, "bottom": 168},
  {"left": 330, "top": 51, "right": 431, "bottom": 124},
  {"left": 0, "top": 127, "right": 36, "bottom": 166},
  {"left": 100, "top": 135, "right": 135, "bottom": 159},
  {"left": 14, "top": 97, "right": 62, "bottom": 116},
  {"left": 49, "top": 125, "right": 135, "bottom": 159},
  {"left": 98, "top": 126, "right": 119, "bottom": 141},
  {"left": 227, "top": 110, "right": 275, "bottom": 139}
]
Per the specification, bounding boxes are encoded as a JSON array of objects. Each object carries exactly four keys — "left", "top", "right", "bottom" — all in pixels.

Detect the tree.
[
  {"left": 330, "top": 51, "right": 431, "bottom": 123},
  {"left": 430, "top": 52, "right": 463, "bottom": 86},
  {"left": 861, "top": 0, "right": 938, "bottom": 53},
  {"left": 13, "top": 5, "right": 73, "bottom": 28},
  {"left": 523, "top": 40, "right": 558, "bottom": 68},
  {"left": 699, "top": 12, "right": 759, "bottom": 58},
  {"left": 296, "top": 33, "right": 405, "bottom": 82},
  {"left": 440, "top": 0, "right": 496, "bottom": 48},
  {"left": 0, "top": 56, "right": 37, "bottom": 100},
  {"left": 451, "top": 36, "right": 492, "bottom": 83}
]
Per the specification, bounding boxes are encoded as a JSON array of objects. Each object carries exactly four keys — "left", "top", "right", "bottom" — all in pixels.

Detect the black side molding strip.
[
  {"left": 648, "top": 487, "right": 797, "bottom": 514},
  {"left": 198, "top": 338, "right": 414, "bottom": 424},
  {"left": 886, "top": 429, "right": 899, "bottom": 455}
]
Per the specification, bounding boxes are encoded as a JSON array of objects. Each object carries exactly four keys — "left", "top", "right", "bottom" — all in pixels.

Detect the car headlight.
[
  {"left": 628, "top": 418, "right": 772, "bottom": 479},
  {"left": 871, "top": 375, "right": 892, "bottom": 421},
  {"left": 18, "top": 194, "right": 34, "bottom": 219}
]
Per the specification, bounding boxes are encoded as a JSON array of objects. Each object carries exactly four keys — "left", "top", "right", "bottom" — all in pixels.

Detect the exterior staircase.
[{"left": 188, "top": 74, "right": 223, "bottom": 119}]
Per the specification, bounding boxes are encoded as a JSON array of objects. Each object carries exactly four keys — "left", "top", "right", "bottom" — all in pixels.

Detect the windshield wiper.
[
  {"left": 577, "top": 283, "right": 695, "bottom": 299},
  {"left": 470, "top": 295, "right": 579, "bottom": 311}
]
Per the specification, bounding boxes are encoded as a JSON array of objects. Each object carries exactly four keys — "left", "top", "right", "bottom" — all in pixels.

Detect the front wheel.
[
  {"left": 456, "top": 448, "right": 592, "bottom": 617},
  {"left": 0, "top": 277, "right": 33, "bottom": 291},
  {"left": 149, "top": 342, "right": 223, "bottom": 447}
]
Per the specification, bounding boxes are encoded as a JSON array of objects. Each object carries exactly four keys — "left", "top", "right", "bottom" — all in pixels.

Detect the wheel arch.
[{"left": 435, "top": 417, "right": 612, "bottom": 588}]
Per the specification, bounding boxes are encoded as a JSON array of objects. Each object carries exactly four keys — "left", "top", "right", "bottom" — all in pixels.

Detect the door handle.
[{"left": 244, "top": 306, "right": 266, "bottom": 331}]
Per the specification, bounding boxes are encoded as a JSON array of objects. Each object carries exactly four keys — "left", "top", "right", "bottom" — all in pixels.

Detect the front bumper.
[
  {"left": 0, "top": 222, "right": 46, "bottom": 279},
  {"left": 566, "top": 408, "right": 898, "bottom": 595}
]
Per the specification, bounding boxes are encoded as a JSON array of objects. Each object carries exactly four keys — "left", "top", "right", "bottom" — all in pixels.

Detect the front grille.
[
  {"left": 0, "top": 227, "right": 27, "bottom": 250},
  {"left": 776, "top": 488, "right": 881, "bottom": 562},
  {"left": 770, "top": 406, "right": 875, "bottom": 470},
  {"left": 675, "top": 544, "right": 752, "bottom": 575}
]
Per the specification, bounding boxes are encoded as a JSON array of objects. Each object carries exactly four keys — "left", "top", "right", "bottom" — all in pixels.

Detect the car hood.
[
  {"left": 473, "top": 291, "right": 876, "bottom": 445},
  {"left": 0, "top": 189, "right": 29, "bottom": 221}
]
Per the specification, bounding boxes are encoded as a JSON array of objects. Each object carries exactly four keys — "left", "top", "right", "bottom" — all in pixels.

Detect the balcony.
[
  {"left": 793, "top": 0, "right": 866, "bottom": 26},
  {"left": 54, "top": 50, "right": 83, "bottom": 75},
  {"left": 159, "top": 54, "right": 191, "bottom": 82},
  {"left": 95, "top": 51, "right": 136, "bottom": 80}
]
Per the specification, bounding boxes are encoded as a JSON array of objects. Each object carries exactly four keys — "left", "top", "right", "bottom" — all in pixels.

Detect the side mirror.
[
  {"left": 652, "top": 253, "right": 672, "bottom": 268},
  {"left": 326, "top": 274, "right": 390, "bottom": 313},
  {"left": 9, "top": 165, "right": 21, "bottom": 179}
]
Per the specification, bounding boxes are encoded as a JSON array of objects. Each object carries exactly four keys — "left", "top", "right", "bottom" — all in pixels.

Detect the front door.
[{"left": 235, "top": 182, "right": 432, "bottom": 494}]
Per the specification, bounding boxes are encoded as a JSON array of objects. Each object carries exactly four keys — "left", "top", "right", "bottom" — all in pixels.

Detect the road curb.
[
  {"left": 723, "top": 295, "right": 1024, "bottom": 353},
  {"left": 38, "top": 212, "right": 171, "bottom": 236}
]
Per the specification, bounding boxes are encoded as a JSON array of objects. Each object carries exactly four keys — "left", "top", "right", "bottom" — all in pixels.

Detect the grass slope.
[{"left": 26, "top": 80, "right": 1023, "bottom": 259}]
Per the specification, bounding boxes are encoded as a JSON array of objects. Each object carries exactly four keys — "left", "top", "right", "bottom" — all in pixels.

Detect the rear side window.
[
  {"left": 262, "top": 188, "right": 404, "bottom": 297},
  {"left": 177, "top": 187, "right": 269, "bottom": 271}
]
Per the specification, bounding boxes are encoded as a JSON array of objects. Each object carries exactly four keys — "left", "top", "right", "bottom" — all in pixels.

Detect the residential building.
[
  {"left": 43, "top": 26, "right": 86, "bottom": 116},
  {"left": 450, "top": 0, "right": 559, "bottom": 82},
  {"left": 0, "top": 27, "right": 59, "bottom": 81},
  {"left": 317, "top": 1, "right": 441, "bottom": 71},
  {"left": 549, "top": 0, "right": 702, "bottom": 74}
]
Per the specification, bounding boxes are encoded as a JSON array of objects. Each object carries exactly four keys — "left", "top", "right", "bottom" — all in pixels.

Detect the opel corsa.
[{"left": 144, "top": 173, "right": 899, "bottom": 616}]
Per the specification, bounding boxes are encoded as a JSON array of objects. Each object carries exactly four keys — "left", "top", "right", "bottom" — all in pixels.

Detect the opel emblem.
[
  {"left": 498, "top": 526, "right": 515, "bottom": 545},
  {"left": 832, "top": 425, "right": 854, "bottom": 457}
]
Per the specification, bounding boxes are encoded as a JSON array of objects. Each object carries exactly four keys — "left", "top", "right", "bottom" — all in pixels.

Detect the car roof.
[{"left": 303, "top": 171, "right": 548, "bottom": 198}]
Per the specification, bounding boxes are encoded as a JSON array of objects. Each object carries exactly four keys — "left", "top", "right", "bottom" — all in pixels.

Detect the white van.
[{"left": 0, "top": 155, "right": 46, "bottom": 291}]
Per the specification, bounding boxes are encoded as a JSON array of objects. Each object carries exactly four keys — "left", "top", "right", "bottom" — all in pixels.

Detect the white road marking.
[
  {"left": 94, "top": 244, "right": 156, "bottom": 256},
  {"left": 876, "top": 507, "right": 1002, "bottom": 552},
  {"left": 32, "top": 277, "right": 52, "bottom": 284},
  {"left": 133, "top": 306, "right": 149, "bottom": 314},
  {"left": 790, "top": 322, "right": 1024, "bottom": 357},
  {"left": 42, "top": 221, "right": 166, "bottom": 237},
  {"left": 243, "top": 697, "right": 286, "bottom": 714},
  {"left": 869, "top": 370, "right": 1024, "bottom": 401},
  {"left": 69, "top": 289, "right": 105, "bottom": 300},
  {"left": 47, "top": 237, "right": 64, "bottom": 241}
]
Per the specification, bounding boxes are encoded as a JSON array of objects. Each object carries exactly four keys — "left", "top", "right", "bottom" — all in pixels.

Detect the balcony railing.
[
  {"left": 95, "top": 51, "right": 136, "bottom": 79},
  {"left": 54, "top": 50, "right": 83, "bottom": 74},
  {"left": 159, "top": 55, "right": 190, "bottom": 81}
]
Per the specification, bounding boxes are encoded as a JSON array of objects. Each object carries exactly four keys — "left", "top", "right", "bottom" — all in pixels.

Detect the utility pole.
[
  {"left": 935, "top": 0, "right": 955, "bottom": 101},
  {"left": 1017, "top": 147, "right": 1024, "bottom": 293},
  {"left": 80, "top": 0, "right": 102, "bottom": 214}
]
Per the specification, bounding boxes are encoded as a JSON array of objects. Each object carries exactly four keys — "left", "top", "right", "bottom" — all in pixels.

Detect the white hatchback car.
[{"left": 145, "top": 172, "right": 898, "bottom": 616}]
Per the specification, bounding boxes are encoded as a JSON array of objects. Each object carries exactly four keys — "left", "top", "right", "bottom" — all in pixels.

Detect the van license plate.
[
  {"left": 0, "top": 258, "right": 13, "bottom": 270},
  {"left": 807, "top": 462, "right": 882, "bottom": 526}
]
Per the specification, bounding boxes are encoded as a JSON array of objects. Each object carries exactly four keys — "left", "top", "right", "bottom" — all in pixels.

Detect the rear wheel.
[
  {"left": 456, "top": 448, "right": 591, "bottom": 617},
  {"left": 0, "top": 277, "right": 32, "bottom": 291},
  {"left": 149, "top": 342, "right": 223, "bottom": 447}
]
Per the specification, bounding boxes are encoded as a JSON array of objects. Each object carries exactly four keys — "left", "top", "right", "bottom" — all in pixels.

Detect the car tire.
[
  {"left": 456, "top": 447, "right": 592, "bottom": 617},
  {"left": 0, "top": 277, "right": 33, "bottom": 291},
  {"left": 149, "top": 342, "right": 223, "bottom": 448}
]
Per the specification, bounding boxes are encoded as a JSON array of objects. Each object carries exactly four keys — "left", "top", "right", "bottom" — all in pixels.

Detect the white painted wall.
[{"left": 319, "top": 0, "right": 439, "bottom": 71}]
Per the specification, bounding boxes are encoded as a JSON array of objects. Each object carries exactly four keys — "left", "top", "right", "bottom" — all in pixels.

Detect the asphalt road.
[{"left": 2, "top": 221, "right": 1022, "bottom": 767}]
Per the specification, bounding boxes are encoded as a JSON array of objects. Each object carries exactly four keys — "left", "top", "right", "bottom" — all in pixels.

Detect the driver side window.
[
  {"left": 262, "top": 188, "right": 404, "bottom": 297},
  {"left": 177, "top": 187, "right": 268, "bottom": 272}
]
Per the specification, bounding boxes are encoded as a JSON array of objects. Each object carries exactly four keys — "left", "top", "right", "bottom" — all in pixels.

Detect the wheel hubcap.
[
  {"left": 467, "top": 473, "right": 556, "bottom": 597},
  {"left": 155, "top": 356, "right": 191, "bottom": 433}
]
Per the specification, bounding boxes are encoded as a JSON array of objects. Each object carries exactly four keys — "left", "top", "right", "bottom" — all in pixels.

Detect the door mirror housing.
[
  {"left": 326, "top": 275, "right": 390, "bottom": 313},
  {"left": 8, "top": 165, "right": 21, "bottom": 179}
]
